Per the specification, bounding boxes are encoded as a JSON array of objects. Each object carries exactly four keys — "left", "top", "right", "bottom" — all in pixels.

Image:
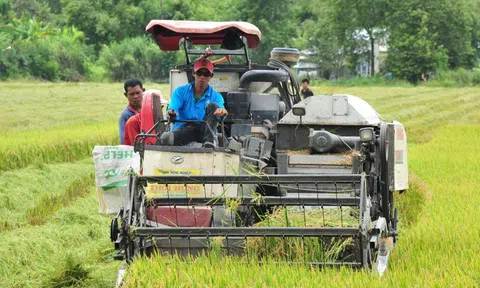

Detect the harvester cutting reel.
[{"left": 112, "top": 174, "right": 396, "bottom": 272}]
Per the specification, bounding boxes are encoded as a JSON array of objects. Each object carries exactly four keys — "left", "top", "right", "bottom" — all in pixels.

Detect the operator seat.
[{"left": 159, "top": 129, "right": 226, "bottom": 148}]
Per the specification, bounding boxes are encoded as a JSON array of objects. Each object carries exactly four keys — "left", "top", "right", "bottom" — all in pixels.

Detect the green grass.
[
  {"left": 0, "top": 192, "right": 120, "bottom": 288},
  {"left": 0, "top": 158, "right": 120, "bottom": 287},
  {"left": 24, "top": 172, "right": 94, "bottom": 226},
  {"left": 0, "top": 158, "right": 94, "bottom": 231},
  {"left": 1, "top": 82, "right": 480, "bottom": 287},
  {"left": 43, "top": 254, "right": 91, "bottom": 288}
]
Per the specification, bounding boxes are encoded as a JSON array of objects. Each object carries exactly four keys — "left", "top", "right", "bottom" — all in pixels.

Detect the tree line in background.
[{"left": 0, "top": 0, "right": 479, "bottom": 83}]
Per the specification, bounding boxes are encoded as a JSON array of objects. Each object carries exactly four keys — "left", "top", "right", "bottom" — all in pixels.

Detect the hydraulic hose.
[{"left": 267, "top": 58, "right": 302, "bottom": 111}]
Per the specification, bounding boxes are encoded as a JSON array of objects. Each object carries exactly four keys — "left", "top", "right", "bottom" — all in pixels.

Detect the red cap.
[{"left": 193, "top": 58, "right": 214, "bottom": 74}]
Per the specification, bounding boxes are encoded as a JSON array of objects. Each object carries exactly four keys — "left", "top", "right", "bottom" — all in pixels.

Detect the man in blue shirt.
[
  {"left": 118, "top": 78, "right": 144, "bottom": 144},
  {"left": 163, "top": 58, "right": 228, "bottom": 148}
]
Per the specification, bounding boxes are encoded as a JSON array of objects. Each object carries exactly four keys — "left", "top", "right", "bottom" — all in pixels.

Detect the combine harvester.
[{"left": 109, "top": 20, "right": 408, "bottom": 285}]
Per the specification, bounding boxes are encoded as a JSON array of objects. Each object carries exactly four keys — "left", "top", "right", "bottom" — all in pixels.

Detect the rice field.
[
  {"left": 0, "top": 82, "right": 170, "bottom": 171},
  {"left": 0, "top": 82, "right": 479, "bottom": 287}
]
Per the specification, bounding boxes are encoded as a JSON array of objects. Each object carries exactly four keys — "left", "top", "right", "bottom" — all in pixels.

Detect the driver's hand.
[
  {"left": 167, "top": 109, "right": 177, "bottom": 120},
  {"left": 214, "top": 108, "right": 228, "bottom": 117},
  {"left": 204, "top": 47, "right": 213, "bottom": 57}
]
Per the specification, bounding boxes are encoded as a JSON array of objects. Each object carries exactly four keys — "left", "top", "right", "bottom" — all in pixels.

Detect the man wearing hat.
[{"left": 163, "top": 57, "right": 228, "bottom": 148}]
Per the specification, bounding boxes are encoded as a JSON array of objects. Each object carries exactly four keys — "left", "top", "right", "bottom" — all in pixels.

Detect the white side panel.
[
  {"left": 143, "top": 150, "right": 212, "bottom": 198},
  {"left": 143, "top": 150, "right": 213, "bottom": 175},
  {"left": 209, "top": 72, "right": 240, "bottom": 93},
  {"left": 348, "top": 96, "right": 383, "bottom": 124},
  {"left": 142, "top": 150, "right": 240, "bottom": 198},
  {"left": 317, "top": 96, "right": 333, "bottom": 119},
  {"left": 211, "top": 152, "right": 241, "bottom": 197},
  {"left": 393, "top": 121, "right": 408, "bottom": 190},
  {"left": 170, "top": 70, "right": 189, "bottom": 97},
  {"left": 332, "top": 95, "right": 349, "bottom": 116},
  {"left": 279, "top": 94, "right": 381, "bottom": 125}
]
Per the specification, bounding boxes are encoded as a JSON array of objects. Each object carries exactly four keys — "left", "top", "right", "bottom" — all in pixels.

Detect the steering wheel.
[{"left": 165, "top": 118, "right": 227, "bottom": 148}]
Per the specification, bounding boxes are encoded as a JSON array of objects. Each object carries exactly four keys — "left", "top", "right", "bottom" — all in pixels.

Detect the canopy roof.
[{"left": 145, "top": 20, "right": 262, "bottom": 51}]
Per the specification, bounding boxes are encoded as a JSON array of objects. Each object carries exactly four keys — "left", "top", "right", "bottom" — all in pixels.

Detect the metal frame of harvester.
[{"left": 109, "top": 20, "right": 408, "bottom": 285}]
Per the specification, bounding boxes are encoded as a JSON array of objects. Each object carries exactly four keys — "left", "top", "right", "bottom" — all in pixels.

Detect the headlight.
[
  {"left": 359, "top": 128, "right": 374, "bottom": 142},
  {"left": 292, "top": 107, "right": 306, "bottom": 116}
]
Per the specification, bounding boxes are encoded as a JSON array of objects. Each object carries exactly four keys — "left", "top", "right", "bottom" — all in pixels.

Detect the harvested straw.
[{"left": 278, "top": 149, "right": 361, "bottom": 166}]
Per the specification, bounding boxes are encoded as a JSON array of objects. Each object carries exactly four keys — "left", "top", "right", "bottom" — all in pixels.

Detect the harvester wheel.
[{"left": 110, "top": 218, "right": 119, "bottom": 242}]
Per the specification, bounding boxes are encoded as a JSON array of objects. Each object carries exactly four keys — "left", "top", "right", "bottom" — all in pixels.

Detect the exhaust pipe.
[{"left": 239, "top": 70, "right": 289, "bottom": 89}]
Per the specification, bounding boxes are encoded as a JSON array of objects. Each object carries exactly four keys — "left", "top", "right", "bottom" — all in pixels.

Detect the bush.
[
  {"left": 471, "top": 68, "right": 480, "bottom": 85},
  {"left": 429, "top": 68, "right": 480, "bottom": 87},
  {"left": 98, "top": 36, "right": 177, "bottom": 82},
  {"left": 0, "top": 39, "right": 57, "bottom": 80},
  {"left": 85, "top": 62, "right": 107, "bottom": 82},
  {"left": 52, "top": 30, "right": 92, "bottom": 81},
  {"left": 0, "top": 47, "right": 28, "bottom": 80},
  {"left": 0, "top": 29, "right": 91, "bottom": 82},
  {"left": 19, "top": 39, "right": 60, "bottom": 81}
]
